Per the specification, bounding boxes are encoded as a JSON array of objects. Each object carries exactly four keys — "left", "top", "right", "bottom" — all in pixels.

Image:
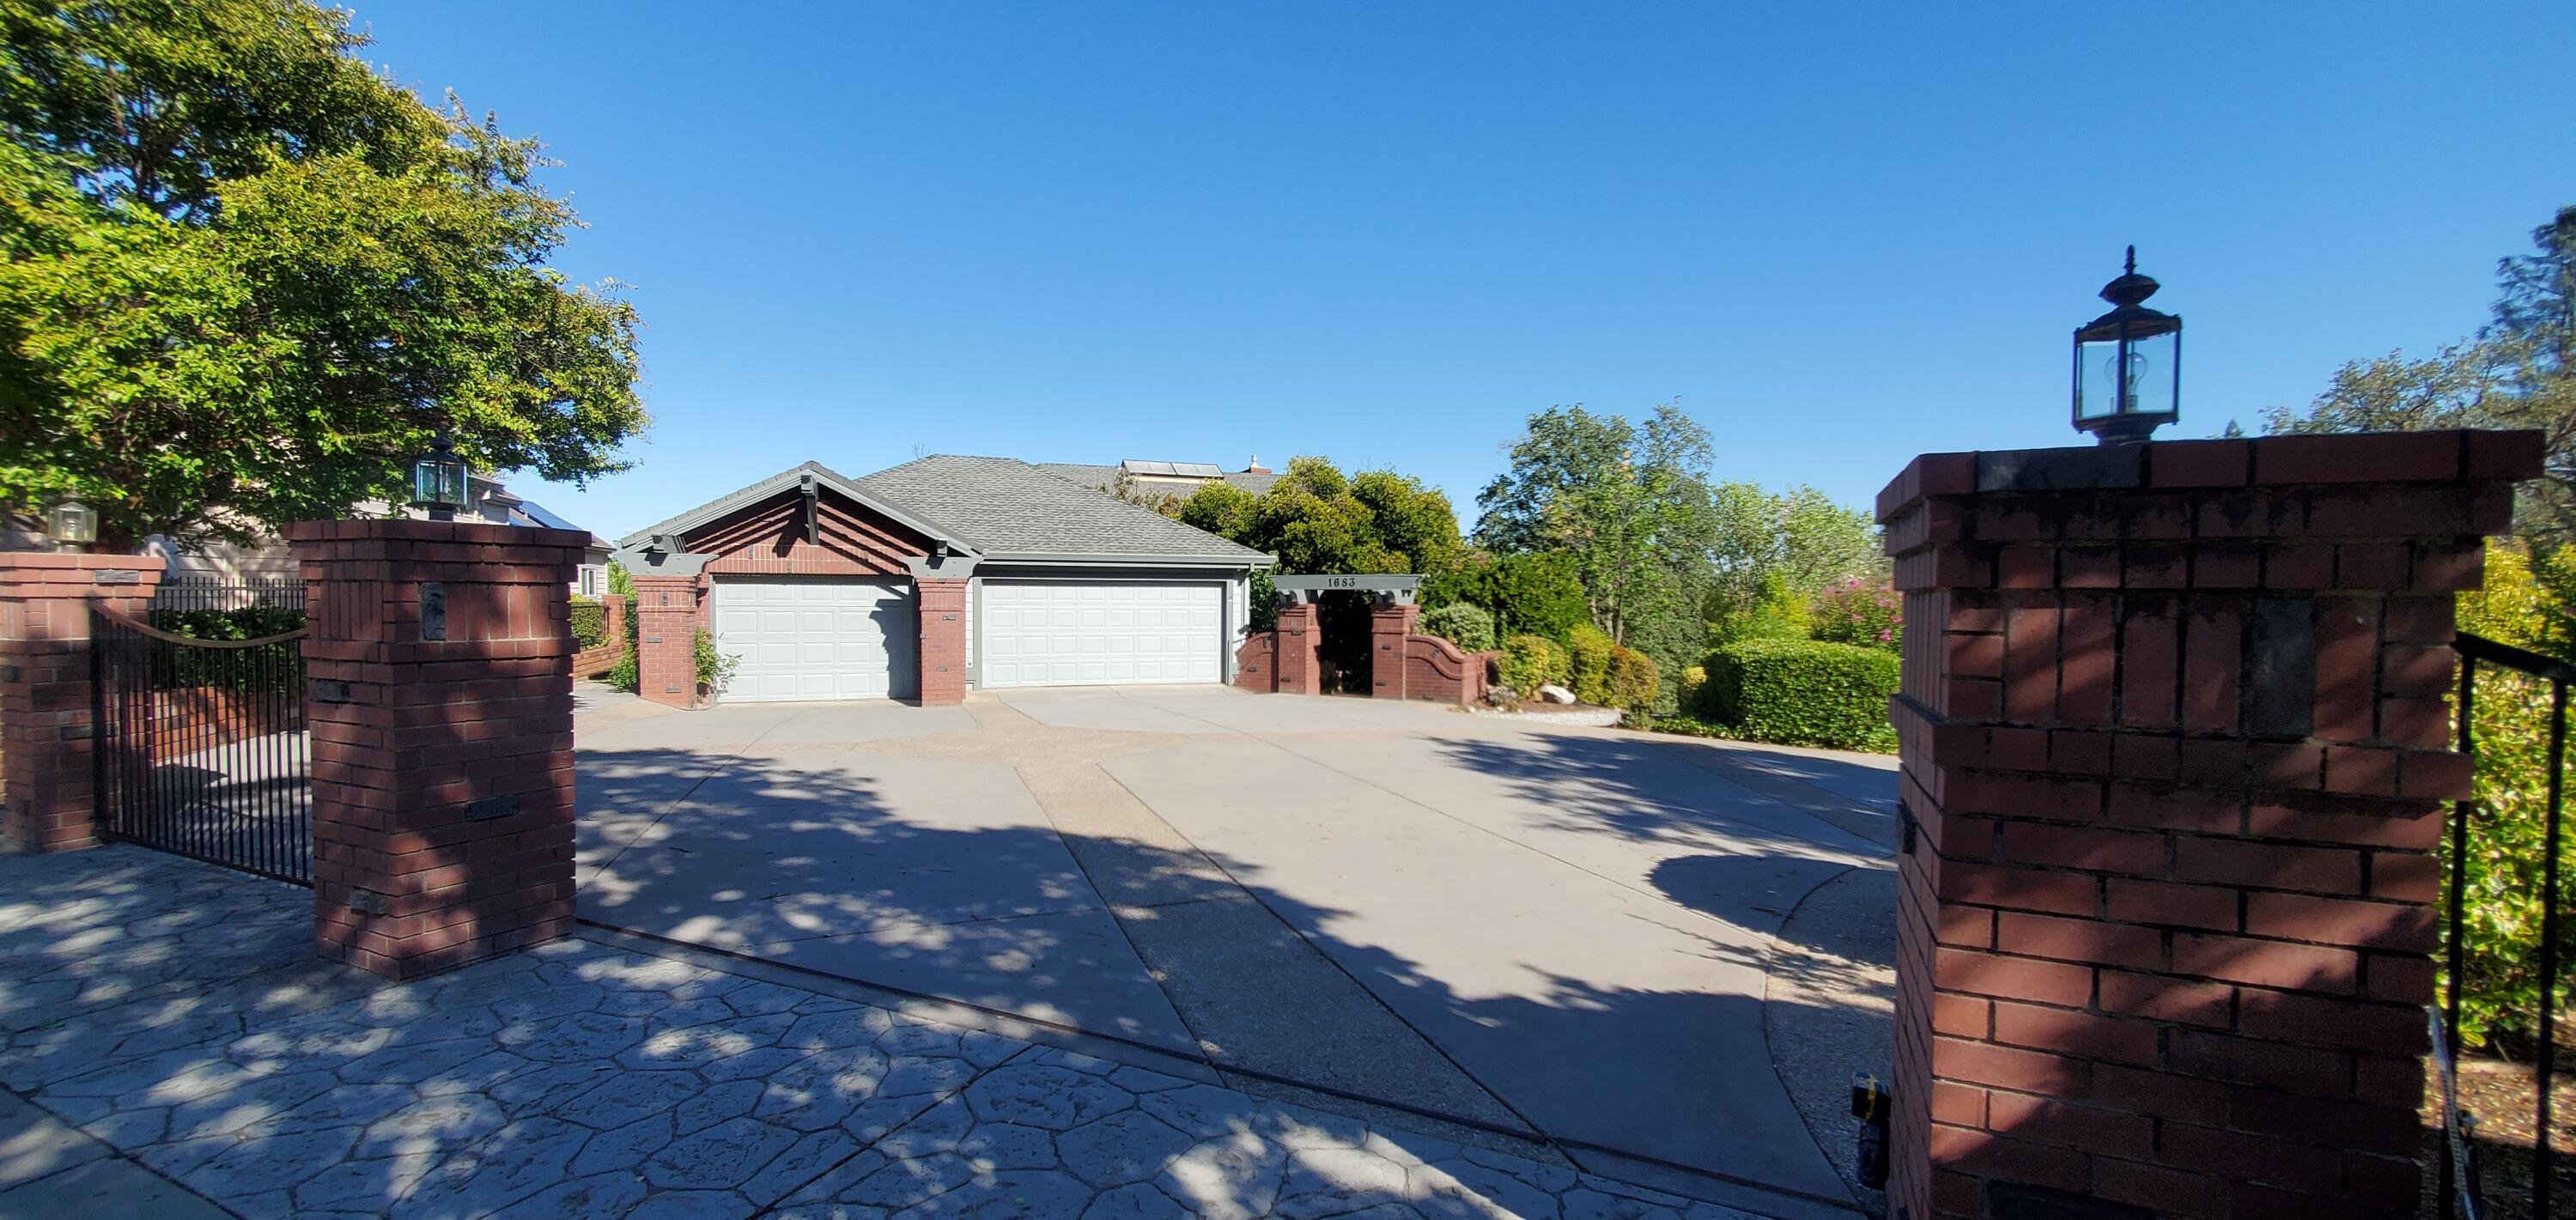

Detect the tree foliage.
[
  {"left": 1176, "top": 457, "right": 1461, "bottom": 577},
  {"left": 0, "top": 0, "right": 646, "bottom": 549},
  {"left": 2264, "top": 204, "right": 2576, "bottom": 542}
]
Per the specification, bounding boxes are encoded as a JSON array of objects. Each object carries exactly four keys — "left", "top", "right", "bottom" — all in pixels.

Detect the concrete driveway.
[{"left": 574, "top": 684, "right": 1894, "bottom": 1218}]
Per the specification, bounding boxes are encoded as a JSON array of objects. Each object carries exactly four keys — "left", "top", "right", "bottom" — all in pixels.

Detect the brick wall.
[
  {"left": 289, "top": 519, "right": 584, "bottom": 980},
  {"left": 1880, "top": 430, "right": 2541, "bottom": 1220},
  {"left": 1369, "top": 603, "right": 1421, "bottom": 699},
  {"left": 1234, "top": 631, "right": 1278, "bottom": 692},
  {"left": 914, "top": 578, "right": 966, "bottom": 706},
  {"left": 630, "top": 575, "right": 706, "bottom": 709},
  {"left": 1273, "top": 600, "right": 1321, "bottom": 696},
  {"left": 570, "top": 593, "right": 626, "bottom": 678},
  {"left": 1403, "top": 637, "right": 1492, "bottom": 706},
  {"left": 0, "top": 554, "right": 167, "bottom": 850}
]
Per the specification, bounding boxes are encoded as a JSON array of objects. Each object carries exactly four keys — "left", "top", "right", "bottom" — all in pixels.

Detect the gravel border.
[{"left": 1764, "top": 864, "right": 1898, "bottom": 1215}]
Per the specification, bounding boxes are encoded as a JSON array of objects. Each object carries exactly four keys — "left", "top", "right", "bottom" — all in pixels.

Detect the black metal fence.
[
  {"left": 2439, "top": 630, "right": 2574, "bottom": 1218},
  {"left": 91, "top": 584, "right": 313, "bottom": 886},
  {"left": 152, "top": 575, "right": 306, "bottom": 615}
]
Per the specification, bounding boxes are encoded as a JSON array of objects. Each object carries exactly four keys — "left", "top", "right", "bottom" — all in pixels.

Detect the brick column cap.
[
  {"left": 1877, "top": 428, "right": 2546, "bottom": 524},
  {"left": 284, "top": 519, "right": 593, "bottom": 549}
]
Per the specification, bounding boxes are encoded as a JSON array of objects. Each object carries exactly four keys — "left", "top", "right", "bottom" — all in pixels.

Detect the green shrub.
[
  {"left": 606, "top": 560, "right": 635, "bottom": 601},
  {"left": 695, "top": 628, "right": 740, "bottom": 693},
  {"left": 1497, "top": 634, "right": 1568, "bottom": 695},
  {"left": 1249, "top": 571, "right": 1279, "bottom": 632},
  {"left": 1677, "top": 664, "right": 1708, "bottom": 712},
  {"left": 1566, "top": 624, "right": 1615, "bottom": 705},
  {"left": 1709, "top": 571, "right": 1810, "bottom": 647},
  {"left": 1808, "top": 578, "right": 1902, "bottom": 652},
  {"left": 1699, "top": 637, "right": 1898, "bottom": 751},
  {"left": 568, "top": 596, "right": 607, "bottom": 649},
  {"left": 1418, "top": 604, "right": 1497, "bottom": 652},
  {"left": 1607, "top": 644, "right": 1658, "bottom": 713},
  {"left": 2446, "top": 542, "right": 2576, "bottom": 1047}
]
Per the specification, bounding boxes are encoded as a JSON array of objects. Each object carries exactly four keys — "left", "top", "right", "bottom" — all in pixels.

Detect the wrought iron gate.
[{"left": 91, "top": 582, "right": 313, "bottom": 884}]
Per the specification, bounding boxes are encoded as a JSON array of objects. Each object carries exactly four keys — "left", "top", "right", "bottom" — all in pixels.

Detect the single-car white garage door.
[
  {"left": 979, "top": 580, "right": 1223, "bottom": 689},
  {"left": 711, "top": 578, "right": 915, "bottom": 703}
]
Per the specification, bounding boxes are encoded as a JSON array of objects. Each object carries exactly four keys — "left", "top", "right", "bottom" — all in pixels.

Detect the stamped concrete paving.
[
  {"left": 576, "top": 685, "right": 1894, "bottom": 1217},
  {"left": 0, "top": 844, "right": 1769, "bottom": 1218}
]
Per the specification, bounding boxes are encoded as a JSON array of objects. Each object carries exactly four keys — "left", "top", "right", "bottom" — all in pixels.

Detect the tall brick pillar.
[
  {"left": 1273, "top": 597, "right": 1321, "bottom": 696},
  {"left": 913, "top": 577, "right": 967, "bottom": 706},
  {"left": 1879, "top": 431, "right": 2541, "bottom": 1220},
  {"left": 1370, "top": 600, "right": 1420, "bottom": 700},
  {"left": 291, "top": 520, "right": 585, "bottom": 979},
  {"left": 630, "top": 574, "right": 702, "bottom": 709},
  {"left": 0, "top": 553, "right": 166, "bottom": 851}
]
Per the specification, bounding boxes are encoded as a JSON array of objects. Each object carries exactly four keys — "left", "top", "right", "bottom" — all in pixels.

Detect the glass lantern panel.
[
  {"left": 2124, "top": 329, "right": 2178, "bottom": 417},
  {"left": 52, "top": 503, "right": 96, "bottom": 542},
  {"left": 2075, "top": 337, "right": 2124, "bottom": 420},
  {"left": 439, "top": 461, "right": 468, "bottom": 505}
]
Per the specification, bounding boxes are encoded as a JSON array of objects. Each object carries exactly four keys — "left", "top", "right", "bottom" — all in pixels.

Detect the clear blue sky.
[{"left": 360, "top": 2, "right": 2574, "bottom": 542}]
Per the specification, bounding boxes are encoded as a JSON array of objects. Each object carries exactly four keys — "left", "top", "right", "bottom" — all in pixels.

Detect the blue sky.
[{"left": 360, "top": 3, "right": 2575, "bottom": 541}]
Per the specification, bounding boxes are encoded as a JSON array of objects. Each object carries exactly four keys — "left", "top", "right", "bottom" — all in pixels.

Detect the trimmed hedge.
[
  {"left": 1419, "top": 604, "right": 1497, "bottom": 653},
  {"left": 1697, "top": 637, "right": 1898, "bottom": 752},
  {"left": 1566, "top": 624, "right": 1615, "bottom": 705},
  {"left": 1607, "top": 644, "right": 1658, "bottom": 713},
  {"left": 569, "top": 597, "right": 608, "bottom": 649},
  {"left": 1497, "top": 634, "right": 1569, "bottom": 695}
]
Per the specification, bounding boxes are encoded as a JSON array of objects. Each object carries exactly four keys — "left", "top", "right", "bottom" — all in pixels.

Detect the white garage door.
[
  {"left": 979, "top": 580, "right": 1223, "bottom": 689},
  {"left": 711, "top": 579, "right": 915, "bottom": 703}
]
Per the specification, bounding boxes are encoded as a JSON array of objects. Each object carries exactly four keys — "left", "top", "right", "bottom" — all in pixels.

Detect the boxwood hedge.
[{"left": 1696, "top": 637, "right": 1898, "bottom": 752}]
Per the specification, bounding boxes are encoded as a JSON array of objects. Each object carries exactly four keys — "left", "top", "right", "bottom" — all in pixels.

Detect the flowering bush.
[{"left": 1807, "top": 578, "right": 1901, "bottom": 652}]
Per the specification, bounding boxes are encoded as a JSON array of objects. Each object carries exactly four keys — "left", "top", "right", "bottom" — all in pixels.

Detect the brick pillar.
[
  {"left": 0, "top": 554, "right": 166, "bottom": 851},
  {"left": 1879, "top": 430, "right": 2541, "bottom": 1220},
  {"left": 290, "top": 519, "right": 586, "bottom": 979},
  {"left": 1370, "top": 600, "right": 1420, "bottom": 699},
  {"left": 630, "top": 575, "right": 702, "bottom": 709},
  {"left": 914, "top": 578, "right": 967, "bottom": 706},
  {"left": 1273, "top": 598, "right": 1321, "bottom": 696}
]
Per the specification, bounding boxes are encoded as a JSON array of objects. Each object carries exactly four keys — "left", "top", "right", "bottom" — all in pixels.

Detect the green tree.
[
  {"left": 1475, "top": 403, "right": 1716, "bottom": 646},
  {"left": 0, "top": 0, "right": 646, "bottom": 549},
  {"left": 1189, "top": 457, "right": 1461, "bottom": 576},
  {"left": 1705, "top": 481, "right": 1884, "bottom": 625},
  {"left": 2264, "top": 204, "right": 2576, "bottom": 540}
]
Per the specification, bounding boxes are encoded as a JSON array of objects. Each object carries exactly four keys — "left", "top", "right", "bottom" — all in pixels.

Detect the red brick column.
[
  {"left": 1879, "top": 431, "right": 2540, "bottom": 1220},
  {"left": 290, "top": 519, "right": 586, "bottom": 980},
  {"left": 630, "top": 575, "right": 703, "bottom": 709},
  {"left": 0, "top": 554, "right": 166, "bottom": 851},
  {"left": 914, "top": 578, "right": 967, "bottom": 706},
  {"left": 1234, "top": 631, "right": 1279, "bottom": 692},
  {"left": 1273, "top": 598, "right": 1321, "bottom": 696},
  {"left": 1370, "top": 602, "right": 1420, "bottom": 699}
]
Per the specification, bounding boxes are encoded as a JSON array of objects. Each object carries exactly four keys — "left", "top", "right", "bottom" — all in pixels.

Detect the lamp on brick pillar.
[
  {"left": 289, "top": 519, "right": 584, "bottom": 979},
  {"left": 410, "top": 431, "right": 471, "bottom": 522},
  {"left": 1876, "top": 429, "right": 2542, "bottom": 1220},
  {"left": 2072, "top": 247, "right": 2182, "bottom": 446}
]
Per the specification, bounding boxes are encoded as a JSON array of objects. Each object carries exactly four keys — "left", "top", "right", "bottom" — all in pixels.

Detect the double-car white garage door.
[
  {"left": 978, "top": 580, "right": 1224, "bottom": 689},
  {"left": 711, "top": 577, "right": 1224, "bottom": 701}
]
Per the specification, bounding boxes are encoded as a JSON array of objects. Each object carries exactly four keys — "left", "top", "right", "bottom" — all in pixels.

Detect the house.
[{"left": 613, "top": 456, "right": 1279, "bottom": 704}]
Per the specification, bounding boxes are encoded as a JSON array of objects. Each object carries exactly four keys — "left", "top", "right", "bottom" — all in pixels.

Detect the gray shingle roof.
[
  {"left": 1036, "top": 463, "right": 1281, "bottom": 497},
  {"left": 857, "top": 456, "right": 1274, "bottom": 564}
]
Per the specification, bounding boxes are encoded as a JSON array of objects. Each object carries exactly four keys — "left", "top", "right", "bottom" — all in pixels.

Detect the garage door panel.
[
  {"left": 713, "top": 578, "right": 914, "bottom": 703},
  {"left": 980, "top": 580, "right": 1222, "bottom": 689}
]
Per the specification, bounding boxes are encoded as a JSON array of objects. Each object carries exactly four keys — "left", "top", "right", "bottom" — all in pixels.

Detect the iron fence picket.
[{"left": 2444, "top": 631, "right": 2576, "bottom": 1218}]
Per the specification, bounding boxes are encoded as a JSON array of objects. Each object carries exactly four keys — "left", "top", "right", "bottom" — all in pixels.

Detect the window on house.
[{"left": 580, "top": 568, "right": 598, "bottom": 595}]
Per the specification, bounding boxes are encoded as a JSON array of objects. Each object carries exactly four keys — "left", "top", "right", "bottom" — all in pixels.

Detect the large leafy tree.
[
  {"left": 1706, "top": 480, "right": 1884, "bottom": 621},
  {"left": 1474, "top": 402, "right": 1716, "bottom": 647},
  {"left": 0, "top": 0, "right": 646, "bottom": 549},
  {"left": 1176, "top": 457, "right": 1461, "bottom": 576}
]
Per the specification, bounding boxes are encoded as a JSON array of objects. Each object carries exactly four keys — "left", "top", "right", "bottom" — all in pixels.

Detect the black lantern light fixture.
[
  {"left": 47, "top": 497, "right": 98, "bottom": 552},
  {"left": 410, "top": 431, "right": 471, "bottom": 521},
  {"left": 2071, "top": 246, "right": 2181, "bottom": 445}
]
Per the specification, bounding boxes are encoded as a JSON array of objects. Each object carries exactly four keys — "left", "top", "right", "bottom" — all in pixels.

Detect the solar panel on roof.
[
  {"left": 1122, "top": 460, "right": 1179, "bottom": 476},
  {"left": 1175, "top": 463, "right": 1223, "bottom": 478}
]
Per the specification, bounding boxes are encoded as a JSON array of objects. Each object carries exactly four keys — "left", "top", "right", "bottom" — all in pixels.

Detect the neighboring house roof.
[
  {"left": 511, "top": 499, "right": 585, "bottom": 532},
  {"left": 1036, "top": 462, "right": 1280, "bottom": 497},
  {"left": 859, "top": 456, "right": 1274, "bottom": 567}
]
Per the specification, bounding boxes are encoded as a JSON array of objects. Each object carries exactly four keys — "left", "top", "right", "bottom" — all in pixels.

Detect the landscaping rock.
[{"left": 1537, "top": 684, "right": 1577, "bottom": 704}]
